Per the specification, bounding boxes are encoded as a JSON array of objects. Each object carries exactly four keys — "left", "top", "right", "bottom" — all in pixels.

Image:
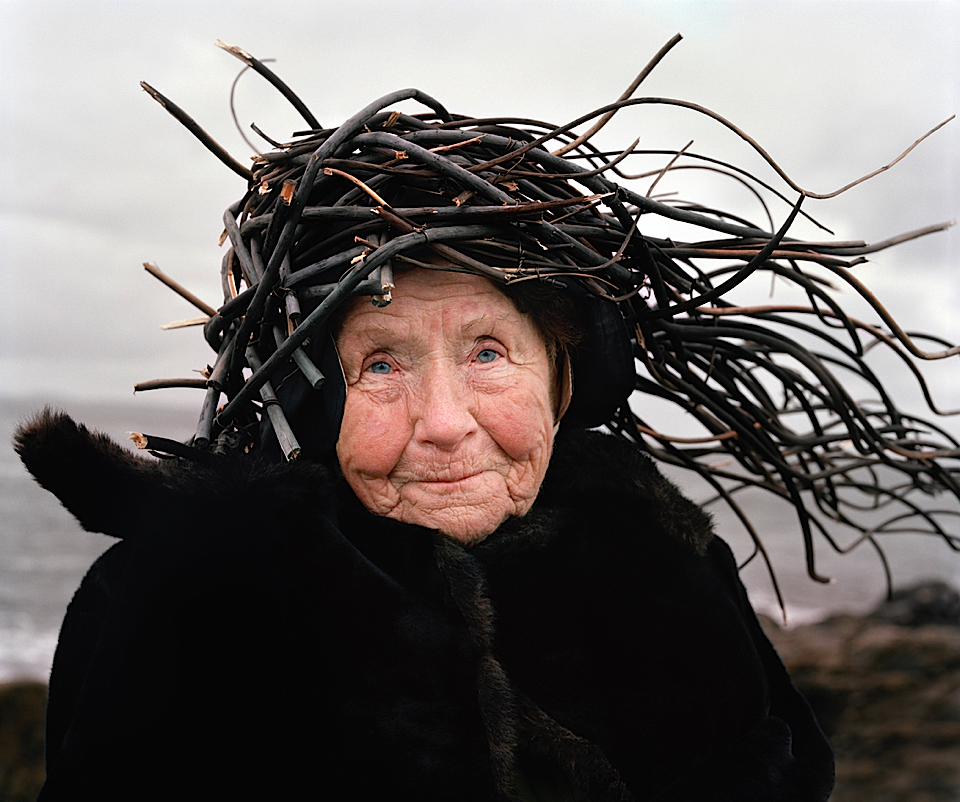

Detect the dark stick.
[
  {"left": 143, "top": 262, "right": 217, "bottom": 317},
  {"left": 246, "top": 346, "right": 301, "bottom": 461},
  {"left": 216, "top": 40, "right": 322, "bottom": 131},
  {"left": 129, "top": 432, "right": 208, "bottom": 462},
  {"left": 133, "top": 378, "right": 207, "bottom": 392},
  {"left": 273, "top": 324, "right": 324, "bottom": 389},
  {"left": 193, "top": 385, "right": 221, "bottom": 449},
  {"left": 140, "top": 81, "right": 251, "bottom": 180}
]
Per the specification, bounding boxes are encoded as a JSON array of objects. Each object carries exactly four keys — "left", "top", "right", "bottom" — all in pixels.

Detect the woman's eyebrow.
[
  {"left": 349, "top": 319, "right": 410, "bottom": 340},
  {"left": 462, "top": 312, "right": 516, "bottom": 333},
  {"left": 461, "top": 315, "right": 488, "bottom": 333}
]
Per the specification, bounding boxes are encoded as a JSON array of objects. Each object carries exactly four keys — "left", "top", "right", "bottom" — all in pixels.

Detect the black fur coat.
[{"left": 15, "top": 410, "right": 834, "bottom": 801}]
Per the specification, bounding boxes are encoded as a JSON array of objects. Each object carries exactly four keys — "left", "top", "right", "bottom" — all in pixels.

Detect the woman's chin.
[
  {"left": 352, "top": 469, "right": 540, "bottom": 545},
  {"left": 391, "top": 502, "right": 507, "bottom": 545},
  {"left": 385, "top": 485, "right": 519, "bottom": 545}
]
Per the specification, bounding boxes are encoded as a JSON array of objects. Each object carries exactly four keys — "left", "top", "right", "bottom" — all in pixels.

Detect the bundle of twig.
[{"left": 135, "top": 36, "right": 959, "bottom": 606}]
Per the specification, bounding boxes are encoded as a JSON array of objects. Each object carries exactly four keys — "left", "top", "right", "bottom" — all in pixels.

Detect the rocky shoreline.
[
  {"left": 0, "top": 679, "right": 44, "bottom": 802},
  {"left": 1, "top": 583, "right": 958, "bottom": 801},
  {"left": 764, "top": 582, "right": 960, "bottom": 802}
]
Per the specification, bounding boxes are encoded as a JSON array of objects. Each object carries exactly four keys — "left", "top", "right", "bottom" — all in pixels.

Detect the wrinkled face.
[{"left": 335, "top": 268, "right": 556, "bottom": 545}]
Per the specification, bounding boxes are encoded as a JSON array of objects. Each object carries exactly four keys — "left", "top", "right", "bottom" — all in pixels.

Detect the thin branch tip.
[
  {"left": 139, "top": 81, "right": 164, "bottom": 104},
  {"left": 215, "top": 40, "right": 253, "bottom": 65}
]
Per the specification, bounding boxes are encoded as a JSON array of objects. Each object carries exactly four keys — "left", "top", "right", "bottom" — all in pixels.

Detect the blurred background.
[{"left": 1, "top": 0, "right": 958, "bottom": 679}]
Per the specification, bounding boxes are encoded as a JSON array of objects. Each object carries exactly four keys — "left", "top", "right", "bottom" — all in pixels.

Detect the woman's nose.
[{"left": 412, "top": 365, "right": 478, "bottom": 449}]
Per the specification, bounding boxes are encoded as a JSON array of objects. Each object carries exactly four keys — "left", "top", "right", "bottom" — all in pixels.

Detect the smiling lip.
[{"left": 416, "top": 472, "right": 483, "bottom": 488}]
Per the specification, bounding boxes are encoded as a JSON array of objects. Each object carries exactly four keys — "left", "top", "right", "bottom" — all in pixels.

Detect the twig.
[
  {"left": 140, "top": 82, "right": 252, "bottom": 180},
  {"left": 129, "top": 432, "right": 207, "bottom": 461},
  {"left": 552, "top": 32, "right": 683, "bottom": 156},
  {"left": 143, "top": 262, "right": 217, "bottom": 316},
  {"left": 133, "top": 378, "right": 207, "bottom": 392},
  {"left": 216, "top": 40, "right": 321, "bottom": 130}
]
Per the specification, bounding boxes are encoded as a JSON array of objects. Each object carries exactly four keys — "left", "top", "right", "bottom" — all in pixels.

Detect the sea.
[{"left": 3, "top": 394, "right": 959, "bottom": 683}]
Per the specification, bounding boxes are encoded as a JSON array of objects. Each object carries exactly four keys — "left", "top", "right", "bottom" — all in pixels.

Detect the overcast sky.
[
  {"left": 1, "top": 0, "right": 958, "bottom": 420},
  {"left": 2, "top": 0, "right": 959, "bottom": 623}
]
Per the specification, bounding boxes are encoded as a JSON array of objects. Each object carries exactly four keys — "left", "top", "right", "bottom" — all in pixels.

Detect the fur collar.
[{"left": 14, "top": 408, "right": 713, "bottom": 555}]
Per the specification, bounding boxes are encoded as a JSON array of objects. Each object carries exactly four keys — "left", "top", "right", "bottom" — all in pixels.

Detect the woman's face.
[{"left": 335, "top": 268, "right": 556, "bottom": 544}]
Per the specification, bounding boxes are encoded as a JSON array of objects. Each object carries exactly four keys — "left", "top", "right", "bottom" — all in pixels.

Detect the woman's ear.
[{"left": 554, "top": 347, "right": 573, "bottom": 422}]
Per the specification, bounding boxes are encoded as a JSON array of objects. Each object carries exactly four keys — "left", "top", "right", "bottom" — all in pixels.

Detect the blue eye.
[
  {"left": 368, "top": 361, "right": 392, "bottom": 374},
  {"left": 477, "top": 349, "right": 498, "bottom": 363}
]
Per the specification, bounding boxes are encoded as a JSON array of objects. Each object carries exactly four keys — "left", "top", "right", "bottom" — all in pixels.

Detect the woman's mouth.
[{"left": 419, "top": 471, "right": 481, "bottom": 484}]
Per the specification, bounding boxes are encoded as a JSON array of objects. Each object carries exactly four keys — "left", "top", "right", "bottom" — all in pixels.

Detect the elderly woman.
[
  {"left": 17, "top": 43, "right": 960, "bottom": 802},
  {"left": 17, "top": 272, "right": 833, "bottom": 800}
]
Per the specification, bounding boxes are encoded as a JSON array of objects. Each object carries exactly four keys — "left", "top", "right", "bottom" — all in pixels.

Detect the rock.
[
  {"left": 872, "top": 581, "right": 960, "bottom": 628},
  {"left": 0, "top": 681, "right": 46, "bottom": 802},
  {"left": 763, "top": 582, "right": 960, "bottom": 802}
]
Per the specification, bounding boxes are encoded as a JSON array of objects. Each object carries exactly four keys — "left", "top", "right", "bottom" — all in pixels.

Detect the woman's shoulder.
[
  {"left": 536, "top": 427, "right": 715, "bottom": 555},
  {"left": 13, "top": 407, "right": 335, "bottom": 543}
]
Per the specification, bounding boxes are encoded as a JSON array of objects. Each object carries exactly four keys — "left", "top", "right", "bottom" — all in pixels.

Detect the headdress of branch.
[{"left": 136, "top": 36, "right": 960, "bottom": 610}]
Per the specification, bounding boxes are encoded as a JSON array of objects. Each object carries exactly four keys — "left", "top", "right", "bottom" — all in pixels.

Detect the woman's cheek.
[
  {"left": 480, "top": 385, "right": 554, "bottom": 461},
  {"left": 338, "top": 391, "right": 409, "bottom": 479}
]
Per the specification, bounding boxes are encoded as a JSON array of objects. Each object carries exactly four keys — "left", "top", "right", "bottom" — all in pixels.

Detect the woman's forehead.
[
  {"left": 338, "top": 268, "right": 520, "bottom": 335},
  {"left": 390, "top": 267, "right": 501, "bottom": 301}
]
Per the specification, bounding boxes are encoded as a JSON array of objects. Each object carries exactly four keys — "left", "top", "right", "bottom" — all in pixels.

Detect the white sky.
[{"left": 1, "top": 0, "right": 958, "bottom": 413}]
